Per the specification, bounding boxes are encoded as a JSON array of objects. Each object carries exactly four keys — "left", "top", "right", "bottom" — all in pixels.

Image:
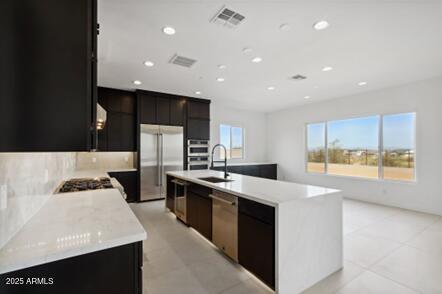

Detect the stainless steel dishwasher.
[{"left": 210, "top": 190, "right": 238, "bottom": 262}]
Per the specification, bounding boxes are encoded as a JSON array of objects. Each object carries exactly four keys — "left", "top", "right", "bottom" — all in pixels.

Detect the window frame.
[
  {"left": 305, "top": 112, "right": 416, "bottom": 183},
  {"left": 219, "top": 123, "right": 245, "bottom": 160}
]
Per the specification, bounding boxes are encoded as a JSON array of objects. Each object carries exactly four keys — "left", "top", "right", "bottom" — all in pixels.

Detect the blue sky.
[{"left": 308, "top": 113, "right": 415, "bottom": 150}]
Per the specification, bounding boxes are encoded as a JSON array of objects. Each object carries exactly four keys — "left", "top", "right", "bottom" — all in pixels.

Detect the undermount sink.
[{"left": 198, "top": 176, "right": 234, "bottom": 183}]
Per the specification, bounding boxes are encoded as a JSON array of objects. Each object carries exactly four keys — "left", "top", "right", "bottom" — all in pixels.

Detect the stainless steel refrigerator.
[{"left": 140, "top": 124, "right": 183, "bottom": 201}]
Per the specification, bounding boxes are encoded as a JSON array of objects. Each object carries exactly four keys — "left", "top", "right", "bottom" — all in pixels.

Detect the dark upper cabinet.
[
  {"left": 138, "top": 91, "right": 187, "bottom": 127},
  {"left": 106, "top": 112, "right": 123, "bottom": 151},
  {"left": 187, "top": 119, "right": 210, "bottom": 140},
  {"left": 187, "top": 101, "right": 210, "bottom": 119},
  {"left": 139, "top": 94, "right": 157, "bottom": 124},
  {"left": 238, "top": 198, "right": 275, "bottom": 289},
  {"left": 156, "top": 97, "right": 170, "bottom": 125},
  {"left": 121, "top": 114, "right": 136, "bottom": 151},
  {"left": 186, "top": 100, "right": 210, "bottom": 140},
  {"left": 0, "top": 0, "right": 97, "bottom": 152},
  {"left": 98, "top": 87, "right": 136, "bottom": 151},
  {"left": 170, "top": 99, "right": 185, "bottom": 126}
]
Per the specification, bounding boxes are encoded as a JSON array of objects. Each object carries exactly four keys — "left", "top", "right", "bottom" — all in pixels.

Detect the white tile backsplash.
[
  {"left": 76, "top": 152, "right": 135, "bottom": 171},
  {"left": 0, "top": 153, "right": 76, "bottom": 249}
]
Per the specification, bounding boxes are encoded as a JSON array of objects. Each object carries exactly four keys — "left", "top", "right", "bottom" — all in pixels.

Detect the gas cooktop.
[{"left": 57, "top": 177, "right": 114, "bottom": 193}]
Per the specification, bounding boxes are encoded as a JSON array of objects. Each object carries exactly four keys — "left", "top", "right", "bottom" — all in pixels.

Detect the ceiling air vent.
[
  {"left": 291, "top": 74, "right": 307, "bottom": 81},
  {"left": 169, "top": 54, "right": 197, "bottom": 68},
  {"left": 211, "top": 6, "right": 245, "bottom": 28}
]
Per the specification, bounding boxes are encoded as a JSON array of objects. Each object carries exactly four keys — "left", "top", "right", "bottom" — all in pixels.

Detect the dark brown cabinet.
[
  {"left": 170, "top": 99, "right": 185, "bottom": 126},
  {"left": 0, "top": 242, "right": 142, "bottom": 294},
  {"left": 186, "top": 191, "right": 199, "bottom": 228},
  {"left": 1, "top": 0, "right": 97, "bottom": 152},
  {"left": 187, "top": 100, "right": 210, "bottom": 140},
  {"left": 166, "top": 175, "right": 175, "bottom": 212},
  {"left": 97, "top": 87, "right": 136, "bottom": 151},
  {"left": 138, "top": 91, "right": 186, "bottom": 127},
  {"left": 139, "top": 94, "right": 157, "bottom": 124},
  {"left": 188, "top": 101, "right": 210, "bottom": 119},
  {"left": 212, "top": 164, "right": 277, "bottom": 180},
  {"left": 156, "top": 97, "right": 170, "bottom": 125},
  {"left": 238, "top": 198, "right": 275, "bottom": 289},
  {"left": 186, "top": 183, "right": 212, "bottom": 240},
  {"left": 187, "top": 119, "right": 210, "bottom": 140},
  {"left": 108, "top": 171, "right": 137, "bottom": 202}
]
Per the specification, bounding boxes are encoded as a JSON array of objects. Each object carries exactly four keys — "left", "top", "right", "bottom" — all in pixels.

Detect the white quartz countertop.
[
  {"left": 0, "top": 188, "right": 146, "bottom": 274},
  {"left": 167, "top": 170, "right": 340, "bottom": 207}
]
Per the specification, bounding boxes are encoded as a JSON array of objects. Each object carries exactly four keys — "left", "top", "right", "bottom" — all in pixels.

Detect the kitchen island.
[{"left": 166, "top": 170, "right": 342, "bottom": 294}]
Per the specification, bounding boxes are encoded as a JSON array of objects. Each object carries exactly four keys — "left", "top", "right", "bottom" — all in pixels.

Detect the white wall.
[
  {"left": 210, "top": 101, "right": 268, "bottom": 163},
  {"left": 267, "top": 77, "right": 442, "bottom": 215}
]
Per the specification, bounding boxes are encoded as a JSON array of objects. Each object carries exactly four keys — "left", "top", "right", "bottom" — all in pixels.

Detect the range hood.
[{"left": 96, "top": 103, "right": 107, "bottom": 130}]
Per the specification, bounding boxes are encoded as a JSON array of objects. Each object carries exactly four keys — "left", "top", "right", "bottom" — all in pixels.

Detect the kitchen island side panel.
[{"left": 276, "top": 192, "right": 343, "bottom": 294}]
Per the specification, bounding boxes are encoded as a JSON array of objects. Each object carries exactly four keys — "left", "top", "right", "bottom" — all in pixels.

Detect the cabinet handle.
[{"left": 209, "top": 194, "right": 236, "bottom": 206}]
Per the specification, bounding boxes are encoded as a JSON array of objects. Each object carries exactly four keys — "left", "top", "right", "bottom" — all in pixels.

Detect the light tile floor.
[{"left": 130, "top": 199, "right": 442, "bottom": 294}]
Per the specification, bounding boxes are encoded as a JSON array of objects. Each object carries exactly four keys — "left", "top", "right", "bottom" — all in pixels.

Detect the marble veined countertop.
[
  {"left": 167, "top": 170, "right": 340, "bottom": 207},
  {"left": 0, "top": 187, "right": 146, "bottom": 274}
]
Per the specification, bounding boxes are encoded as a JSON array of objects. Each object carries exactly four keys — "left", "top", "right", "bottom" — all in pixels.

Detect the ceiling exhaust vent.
[
  {"left": 169, "top": 54, "right": 197, "bottom": 68},
  {"left": 291, "top": 74, "right": 307, "bottom": 81},
  {"left": 211, "top": 6, "right": 245, "bottom": 28}
]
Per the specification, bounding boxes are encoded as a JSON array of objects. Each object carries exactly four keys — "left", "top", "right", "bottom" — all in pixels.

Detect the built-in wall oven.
[{"left": 187, "top": 139, "right": 210, "bottom": 170}]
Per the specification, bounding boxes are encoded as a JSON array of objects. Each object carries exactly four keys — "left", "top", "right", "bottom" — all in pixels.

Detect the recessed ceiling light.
[
  {"left": 218, "top": 64, "right": 226, "bottom": 69},
  {"left": 267, "top": 86, "right": 275, "bottom": 91},
  {"left": 322, "top": 66, "right": 333, "bottom": 72},
  {"left": 195, "top": 91, "right": 201, "bottom": 95},
  {"left": 133, "top": 80, "right": 142, "bottom": 85},
  {"left": 313, "top": 20, "right": 329, "bottom": 30},
  {"left": 279, "top": 23, "right": 290, "bottom": 31},
  {"left": 358, "top": 81, "right": 367, "bottom": 86},
  {"left": 144, "top": 60, "right": 154, "bottom": 67},
  {"left": 252, "top": 57, "right": 262, "bottom": 63},
  {"left": 243, "top": 47, "right": 252, "bottom": 54},
  {"left": 216, "top": 77, "right": 225, "bottom": 82},
  {"left": 304, "top": 95, "right": 311, "bottom": 99},
  {"left": 162, "top": 26, "right": 176, "bottom": 35}
]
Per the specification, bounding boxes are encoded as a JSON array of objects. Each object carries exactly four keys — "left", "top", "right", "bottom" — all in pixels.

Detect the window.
[
  {"left": 220, "top": 124, "right": 244, "bottom": 159},
  {"left": 306, "top": 112, "right": 415, "bottom": 181},
  {"left": 307, "top": 123, "right": 326, "bottom": 173},
  {"left": 382, "top": 113, "right": 415, "bottom": 181},
  {"left": 327, "top": 116, "right": 379, "bottom": 179}
]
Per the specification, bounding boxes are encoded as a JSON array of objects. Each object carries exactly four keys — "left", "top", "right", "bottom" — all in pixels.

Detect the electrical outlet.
[
  {"left": 0, "top": 185, "right": 7, "bottom": 210},
  {"left": 92, "top": 157, "right": 97, "bottom": 163},
  {"left": 124, "top": 156, "right": 129, "bottom": 163}
]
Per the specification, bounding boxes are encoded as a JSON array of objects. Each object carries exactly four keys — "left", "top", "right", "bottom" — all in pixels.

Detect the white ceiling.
[{"left": 97, "top": 0, "right": 442, "bottom": 113}]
